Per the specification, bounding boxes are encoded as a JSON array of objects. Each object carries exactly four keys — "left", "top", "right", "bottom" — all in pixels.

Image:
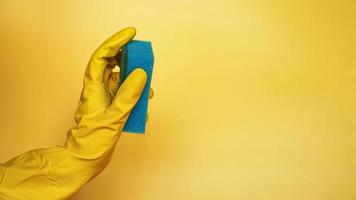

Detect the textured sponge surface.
[{"left": 119, "top": 40, "right": 154, "bottom": 134}]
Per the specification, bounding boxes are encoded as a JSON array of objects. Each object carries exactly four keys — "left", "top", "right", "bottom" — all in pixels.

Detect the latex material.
[{"left": 0, "top": 27, "right": 147, "bottom": 200}]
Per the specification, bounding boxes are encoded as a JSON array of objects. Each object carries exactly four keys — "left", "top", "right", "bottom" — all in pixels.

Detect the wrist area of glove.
[{"left": 65, "top": 108, "right": 128, "bottom": 160}]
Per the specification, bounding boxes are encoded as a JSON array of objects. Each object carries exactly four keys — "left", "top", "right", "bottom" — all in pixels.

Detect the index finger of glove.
[{"left": 84, "top": 27, "right": 136, "bottom": 89}]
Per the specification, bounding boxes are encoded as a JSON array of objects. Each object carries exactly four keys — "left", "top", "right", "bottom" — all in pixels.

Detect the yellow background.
[{"left": 0, "top": 0, "right": 356, "bottom": 199}]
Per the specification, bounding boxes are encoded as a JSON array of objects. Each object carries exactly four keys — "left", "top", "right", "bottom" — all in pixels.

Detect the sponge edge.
[{"left": 119, "top": 40, "right": 154, "bottom": 134}]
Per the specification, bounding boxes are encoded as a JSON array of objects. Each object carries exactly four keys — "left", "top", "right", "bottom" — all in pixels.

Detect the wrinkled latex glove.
[{"left": 0, "top": 27, "right": 152, "bottom": 200}]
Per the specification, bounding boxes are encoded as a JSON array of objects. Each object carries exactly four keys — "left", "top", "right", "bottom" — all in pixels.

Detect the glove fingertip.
[{"left": 109, "top": 68, "right": 147, "bottom": 114}]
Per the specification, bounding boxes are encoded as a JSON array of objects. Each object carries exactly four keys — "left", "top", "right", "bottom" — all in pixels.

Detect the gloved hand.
[{"left": 0, "top": 27, "right": 152, "bottom": 200}]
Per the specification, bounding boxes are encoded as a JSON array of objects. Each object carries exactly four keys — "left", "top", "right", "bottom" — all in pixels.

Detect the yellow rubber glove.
[{"left": 0, "top": 27, "right": 150, "bottom": 200}]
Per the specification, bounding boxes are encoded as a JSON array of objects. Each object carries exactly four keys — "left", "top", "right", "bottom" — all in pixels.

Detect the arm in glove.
[{"left": 0, "top": 27, "right": 149, "bottom": 200}]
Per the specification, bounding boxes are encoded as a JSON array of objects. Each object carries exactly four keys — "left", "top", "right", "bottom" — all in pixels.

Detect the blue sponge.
[{"left": 119, "top": 40, "right": 154, "bottom": 134}]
